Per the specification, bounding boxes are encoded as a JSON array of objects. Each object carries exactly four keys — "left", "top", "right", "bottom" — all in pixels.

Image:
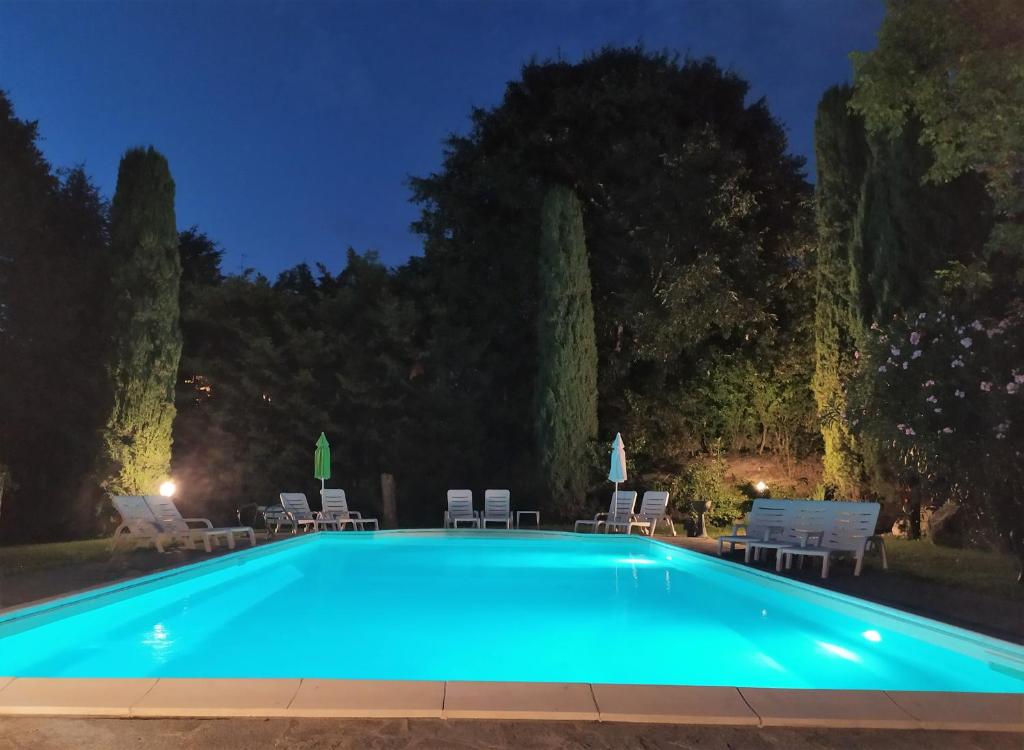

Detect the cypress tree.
[
  {"left": 534, "top": 185, "right": 598, "bottom": 516},
  {"left": 811, "top": 86, "right": 869, "bottom": 498},
  {"left": 99, "top": 147, "right": 181, "bottom": 499}
]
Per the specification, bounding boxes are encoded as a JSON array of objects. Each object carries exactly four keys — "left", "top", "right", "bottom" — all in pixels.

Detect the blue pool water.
[{"left": 0, "top": 532, "right": 1022, "bottom": 691}]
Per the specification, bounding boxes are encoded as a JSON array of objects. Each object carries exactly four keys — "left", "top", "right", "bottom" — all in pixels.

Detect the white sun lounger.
[
  {"left": 605, "top": 490, "right": 673, "bottom": 536},
  {"left": 480, "top": 489, "right": 512, "bottom": 529},
  {"left": 319, "top": 488, "right": 379, "bottom": 531},
  {"left": 444, "top": 489, "right": 479, "bottom": 528},
  {"left": 278, "top": 492, "right": 320, "bottom": 534},
  {"left": 145, "top": 495, "right": 255, "bottom": 553},
  {"left": 111, "top": 495, "right": 172, "bottom": 552},
  {"left": 574, "top": 491, "right": 637, "bottom": 533},
  {"left": 716, "top": 500, "right": 789, "bottom": 556},
  {"left": 779, "top": 504, "right": 881, "bottom": 578},
  {"left": 744, "top": 503, "right": 830, "bottom": 565}
]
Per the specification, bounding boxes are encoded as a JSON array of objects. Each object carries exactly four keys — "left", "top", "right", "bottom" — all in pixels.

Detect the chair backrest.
[
  {"left": 320, "top": 488, "right": 350, "bottom": 518},
  {"left": 483, "top": 489, "right": 510, "bottom": 517},
  {"left": 746, "top": 499, "right": 794, "bottom": 537},
  {"left": 112, "top": 495, "right": 160, "bottom": 531},
  {"left": 637, "top": 491, "right": 669, "bottom": 521},
  {"left": 279, "top": 492, "right": 314, "bottom": 518},
  {"left": 447, "top": 489, "right": 474, "bottom": 519},
  {"left": 609, "top": 490, "right": 638, "bottom": 521},
  {"left": 821, "top": 504, "right": 881, "bottom": 550},
  {"left": 144, "top": 495, "right": 196, "bottom": 533}
]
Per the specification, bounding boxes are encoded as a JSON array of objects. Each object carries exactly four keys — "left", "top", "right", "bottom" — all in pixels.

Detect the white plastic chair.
[
  {"left": 574, "top": 491, "right": 637, "bottom": 533},
  {"left": 111, "top": 495, "right": 171, "bottom": 552},
  {"left": 319, "top": 488, "right": 379, "bottom": 531},
  {"left": 278, "top": 492, "right": 320, "bottom": 534},
  {"left": 716, "top": 500, "right": 789, "bottom": 555},
  {"left": 480, "top": 489, "right": 512, "bottom": 529},
  {"left": 744, "top": 503, "right": 830, "bottom": 565},
  {"left": 780, "top": 504, "right": 881, "bottom": 578},
  {"left": 145, "top": 495, "right": 255, "bottom": 552},
  {"left": 444, "top": 489, "right": 479, "bottom": 528},
  {"left": 605, "top": 490, "right": 673, "bottom": 535}
]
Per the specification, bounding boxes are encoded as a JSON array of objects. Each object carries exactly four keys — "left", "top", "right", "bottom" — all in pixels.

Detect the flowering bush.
[{"left": 851, "top": 302, "right": 1024, "bottom": 575}]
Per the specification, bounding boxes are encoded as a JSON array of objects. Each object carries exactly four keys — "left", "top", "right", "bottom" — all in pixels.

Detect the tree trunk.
[{"left": 380, "top": 473, "right": 397, "bottom": 529}]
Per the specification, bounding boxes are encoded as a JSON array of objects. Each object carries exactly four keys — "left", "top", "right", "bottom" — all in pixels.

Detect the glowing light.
[
  {"left": 159, "top": 480, "right": 177, "bottom": 497},
  {"left": 616, "top": 557, "right": 655, "bottom": 565},
  {"left": 862, "top": 629, "right": 882, "bottom": 643},
  {"left": 816, "top": 641, "right": 861, "bottom": 663},
  {"left": 755, "top": 480, "right": 768, "bottom": 494}
]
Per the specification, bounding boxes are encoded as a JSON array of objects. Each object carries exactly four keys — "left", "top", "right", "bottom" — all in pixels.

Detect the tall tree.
[
  {"left": 850, "top": 0, "right": 1023, "bottom": 256},
  {"left": 812, "top": 85, "right": 870, "bottom": 498},
  {"left": 812, "top": 84, "right": 992, "bottom": 499},
  {"left": 534, "top": 186, "right": 598, "bottom": 516},
  {"left": 0, "top": 91, "right": 110, "bottom": 539},
  {"left": 98, "top": 147, "right": 181, "bottom": 502}
]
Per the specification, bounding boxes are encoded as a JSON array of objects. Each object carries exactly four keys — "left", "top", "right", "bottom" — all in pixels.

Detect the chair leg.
[
  {"left": 776, "top": 552, "right": 785, "bottom": 572},
  {"left": 821, "top": 554, "right": 830, "bottom": 579},
  {"left": 854, "top": 552, "right": 864, "bottom": 576}
]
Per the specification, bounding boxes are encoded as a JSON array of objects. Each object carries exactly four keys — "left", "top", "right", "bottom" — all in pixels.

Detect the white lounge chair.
[
  {"left": 574, "top": 491, "right": 637, "bottom": 533},
  {"left": 605, "top": 490, "right": 673, "bottom": 536},
  {"left": 744, "top": 503, "right": 830, "bottom": 565},
  {"left": 480, "top": 489, "right": 512, "bottom": 529},
  {"left": 278, "top": 492, "right": 320, "bottom": 534},
  {"left": 145, "top": 495, "right": 255, "bottom": 553},
  {"left": 779, "top": 505, "right": 881, "bottom": 578},
  {"left": 111, "top": 495, "right": 171, "bottom": 552},
  {"left": 444, "top": 489, "right": 479, "bottom": 528},
  {"left": 319, "top": 488, "right": 379, "bottom": 531},
  {"left": 716, "top": 501, "right": 789, "bottom": 556}
]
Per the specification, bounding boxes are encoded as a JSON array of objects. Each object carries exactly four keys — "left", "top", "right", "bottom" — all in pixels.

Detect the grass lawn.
[
  {"left": 0, "top": 537, "right": 117, "bottom": 572},
  {"left": 707, "top": 525, "right": 1023, "bottom": 600}
]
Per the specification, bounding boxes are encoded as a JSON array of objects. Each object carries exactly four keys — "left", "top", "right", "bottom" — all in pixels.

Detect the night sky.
[{"left": 1, "top": 1, "right": 884, "bottom": 275}]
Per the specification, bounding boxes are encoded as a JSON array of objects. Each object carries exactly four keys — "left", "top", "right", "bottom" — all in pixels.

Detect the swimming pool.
[{"left": 0, "top": 531, "right": 1021, "bottom": 693}]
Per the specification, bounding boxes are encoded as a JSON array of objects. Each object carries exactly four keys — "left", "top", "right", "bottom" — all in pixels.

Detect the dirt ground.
[{"left": 0, "top": 717, "right": 1019, "bottom": 750}]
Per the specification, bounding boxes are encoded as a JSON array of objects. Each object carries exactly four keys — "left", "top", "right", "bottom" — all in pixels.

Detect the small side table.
[{"left": 516, "top": 510, "right": 540, "bottom": 529}]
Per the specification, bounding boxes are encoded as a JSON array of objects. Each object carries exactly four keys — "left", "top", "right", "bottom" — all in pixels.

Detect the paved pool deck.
[{"left": 1, "top": 715, "right": 1022, "bottom": 750}]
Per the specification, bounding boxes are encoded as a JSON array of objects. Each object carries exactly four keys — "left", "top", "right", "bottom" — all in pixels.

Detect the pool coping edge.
[{"left": 0, "top": 678, "right": 1019, "bottom": 731}]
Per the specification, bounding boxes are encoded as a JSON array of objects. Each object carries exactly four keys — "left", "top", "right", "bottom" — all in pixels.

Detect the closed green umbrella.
[{"left": 314, "top": 432, "right": 331, "bottom": 491}]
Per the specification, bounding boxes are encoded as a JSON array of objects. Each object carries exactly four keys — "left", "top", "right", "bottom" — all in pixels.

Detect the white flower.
[
  {"left": 934, "top": 407, "right": 942, "bottom": 413},
  {"left": 902, "top": 361, "right": 909, "bottom": 370},
  {"left": 878, "top": 365, "right": 888, "bottom": 373},
  {"left": 910, "top": 331, "right": 921, "bottom": 345},
  {"left": 951, "top": 358, "right": 964, "bottom": 369},
  {"left": 980, "top": 381, "right": 993, "bottom": 392},
  {"left": 918, "top": 312, "right": 927, "bottom": 320},
  {"left": 891, "top": 346, "right": 901, "bottom": 356},
  {"left": 960, "top": 337, "right": 973, "bottom": 349},
  {"left": 971, "top": 320, "right": 984, "bottom": 331},
  {"left": 942, "top": 427, "right": 954, "bottom": 434},
  {"left": 912, "top": 350, "right": 922, "bottom": 359},
  {"left": 1008, "top": 382, "right": 1020, "bottom": 395},
  {"left": 904, "top": 427, "right": 916, "bottom": 436},
  {"left": 926, "top": 395, "right": 938, "bottom": 403},
  {"left": 954, "top": 390, "right": 965, "bottom": 398},
  {"left": 1014, "top": 370, "right": 1024, "bottom": 384}
]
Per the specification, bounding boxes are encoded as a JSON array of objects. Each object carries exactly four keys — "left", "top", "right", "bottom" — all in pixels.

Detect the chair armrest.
[
  {"left": 183, "top": 518, "right": 214, "bottom": 529},
  {"left": 349, "top": 511, "right": 363, "bottom": 519},
  {"left": 593, "top": 512, "right": 609, "bottom": 521}
]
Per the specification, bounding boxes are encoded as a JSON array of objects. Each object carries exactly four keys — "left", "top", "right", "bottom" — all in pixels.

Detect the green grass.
[
  {"left": 882, "top": 537, "right": 1022, "bottom": 600},
  {"left": 0, "top": 538, "right": 116, "bottom": 571}
]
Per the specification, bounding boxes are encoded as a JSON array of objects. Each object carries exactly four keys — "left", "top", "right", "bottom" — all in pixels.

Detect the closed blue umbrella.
[{"left": 608, "top": 432, "right": 627, "bottom": 498}]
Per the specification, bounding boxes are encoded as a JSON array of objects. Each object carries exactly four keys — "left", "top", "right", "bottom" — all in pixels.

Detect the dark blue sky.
[{"left": 1, "top": 1, "right": 883, "bottom": 275}]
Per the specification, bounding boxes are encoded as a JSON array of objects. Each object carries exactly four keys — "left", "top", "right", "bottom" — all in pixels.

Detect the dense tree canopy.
[
  {"left": 0, "top": 91, "right": 110, "bottom": 538},
  {"left": 410, "top": 48, "right": 817, "bottom": 502}
]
